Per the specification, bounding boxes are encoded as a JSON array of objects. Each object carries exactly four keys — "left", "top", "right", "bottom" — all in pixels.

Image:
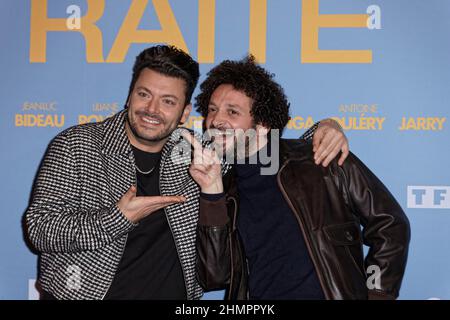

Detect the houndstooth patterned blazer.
[
  {"left": 25, "top": 109, "right": 318, "bottom": 300},
  {"left": 25, "top": 110, "right": 213, "bottom": 300}
]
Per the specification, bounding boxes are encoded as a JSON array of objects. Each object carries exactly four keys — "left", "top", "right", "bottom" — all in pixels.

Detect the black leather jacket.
[{"left": 197, "top": 139, "right": 410, "bottom": 300}]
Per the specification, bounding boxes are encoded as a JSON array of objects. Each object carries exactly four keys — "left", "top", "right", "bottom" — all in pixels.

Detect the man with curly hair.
[{"left": 187, "top": 56, "right": 410, "bottom": 300}]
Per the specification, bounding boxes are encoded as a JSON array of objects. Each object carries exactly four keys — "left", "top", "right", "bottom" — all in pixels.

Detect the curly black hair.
[
  {"left": 195, "top": 56, "right": 290, "bottom": 131},
  {"left": 126, "top": 45, "right": 200, "bottom": 106}
]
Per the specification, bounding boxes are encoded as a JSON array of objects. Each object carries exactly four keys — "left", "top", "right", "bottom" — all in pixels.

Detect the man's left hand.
[{"left": 312, "top": 119, "right": 349, "bottom": 167}]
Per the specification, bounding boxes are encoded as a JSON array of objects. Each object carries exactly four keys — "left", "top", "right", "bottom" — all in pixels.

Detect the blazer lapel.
[{"left": 101, "top": 110, "right": 135, "bottom": 202}]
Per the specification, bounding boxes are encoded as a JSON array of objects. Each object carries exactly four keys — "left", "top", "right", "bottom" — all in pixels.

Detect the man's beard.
[
  {"left": 205, "top": 126, "right": 258, "bottom": 163},
  {"left": 126, "top": 110, "right": 181, "bottom": 143}
]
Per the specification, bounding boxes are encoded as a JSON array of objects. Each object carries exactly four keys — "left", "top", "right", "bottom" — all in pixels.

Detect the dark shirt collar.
[{"left": 235, "top": 138, "right": 275, "bottom": 178}]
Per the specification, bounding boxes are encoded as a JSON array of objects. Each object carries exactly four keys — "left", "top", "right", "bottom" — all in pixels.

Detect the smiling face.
[
  {"left": 205, "top": 84, "right": 267, "bottom": 159},
  {"left": 126, "top": 68, "right": 191, "bottom": 152}
]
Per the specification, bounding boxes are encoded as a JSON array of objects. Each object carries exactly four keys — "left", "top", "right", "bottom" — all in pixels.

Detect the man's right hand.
[
  {"left": 181, "top": 131, "right": 223, "bottom": 195},
  {"left": 117, "top": 186, "right": 186, "bottom": 223}
]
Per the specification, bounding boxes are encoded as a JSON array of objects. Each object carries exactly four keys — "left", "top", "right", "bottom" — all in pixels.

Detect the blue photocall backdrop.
[{"left": 0, "top": 0, "right": 449, "bottom": 300}]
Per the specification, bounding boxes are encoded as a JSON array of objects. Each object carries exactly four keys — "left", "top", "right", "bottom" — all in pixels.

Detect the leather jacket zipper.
[
  {"left": 277, "top": 159, "right": 330, "bottom": 300},
  {"left": 226, "top": 196, "right": 238, "bottom": 300}
]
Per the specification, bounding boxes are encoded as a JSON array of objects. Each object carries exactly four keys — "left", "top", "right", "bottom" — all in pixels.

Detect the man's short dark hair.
[
  {"left": 127, "top": 45, "right": 200, "bottom": 105},
  {"left": 195, "top": 56, "right": 290, "bottom": 131}
]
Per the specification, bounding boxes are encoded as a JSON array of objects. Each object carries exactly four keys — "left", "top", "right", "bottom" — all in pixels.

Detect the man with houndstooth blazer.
[{"left": 25, "top": 45, "right": 349, "bottom": 300}]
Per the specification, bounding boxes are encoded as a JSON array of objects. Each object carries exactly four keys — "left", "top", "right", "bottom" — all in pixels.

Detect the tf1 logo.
[{"left": 407, "top": 186, "right": 450, "bottom": 209}]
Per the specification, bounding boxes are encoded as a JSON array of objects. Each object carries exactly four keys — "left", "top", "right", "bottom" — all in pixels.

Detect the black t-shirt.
[{"left": 104, "top": 146, "right": 186, "bottom": 300}]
